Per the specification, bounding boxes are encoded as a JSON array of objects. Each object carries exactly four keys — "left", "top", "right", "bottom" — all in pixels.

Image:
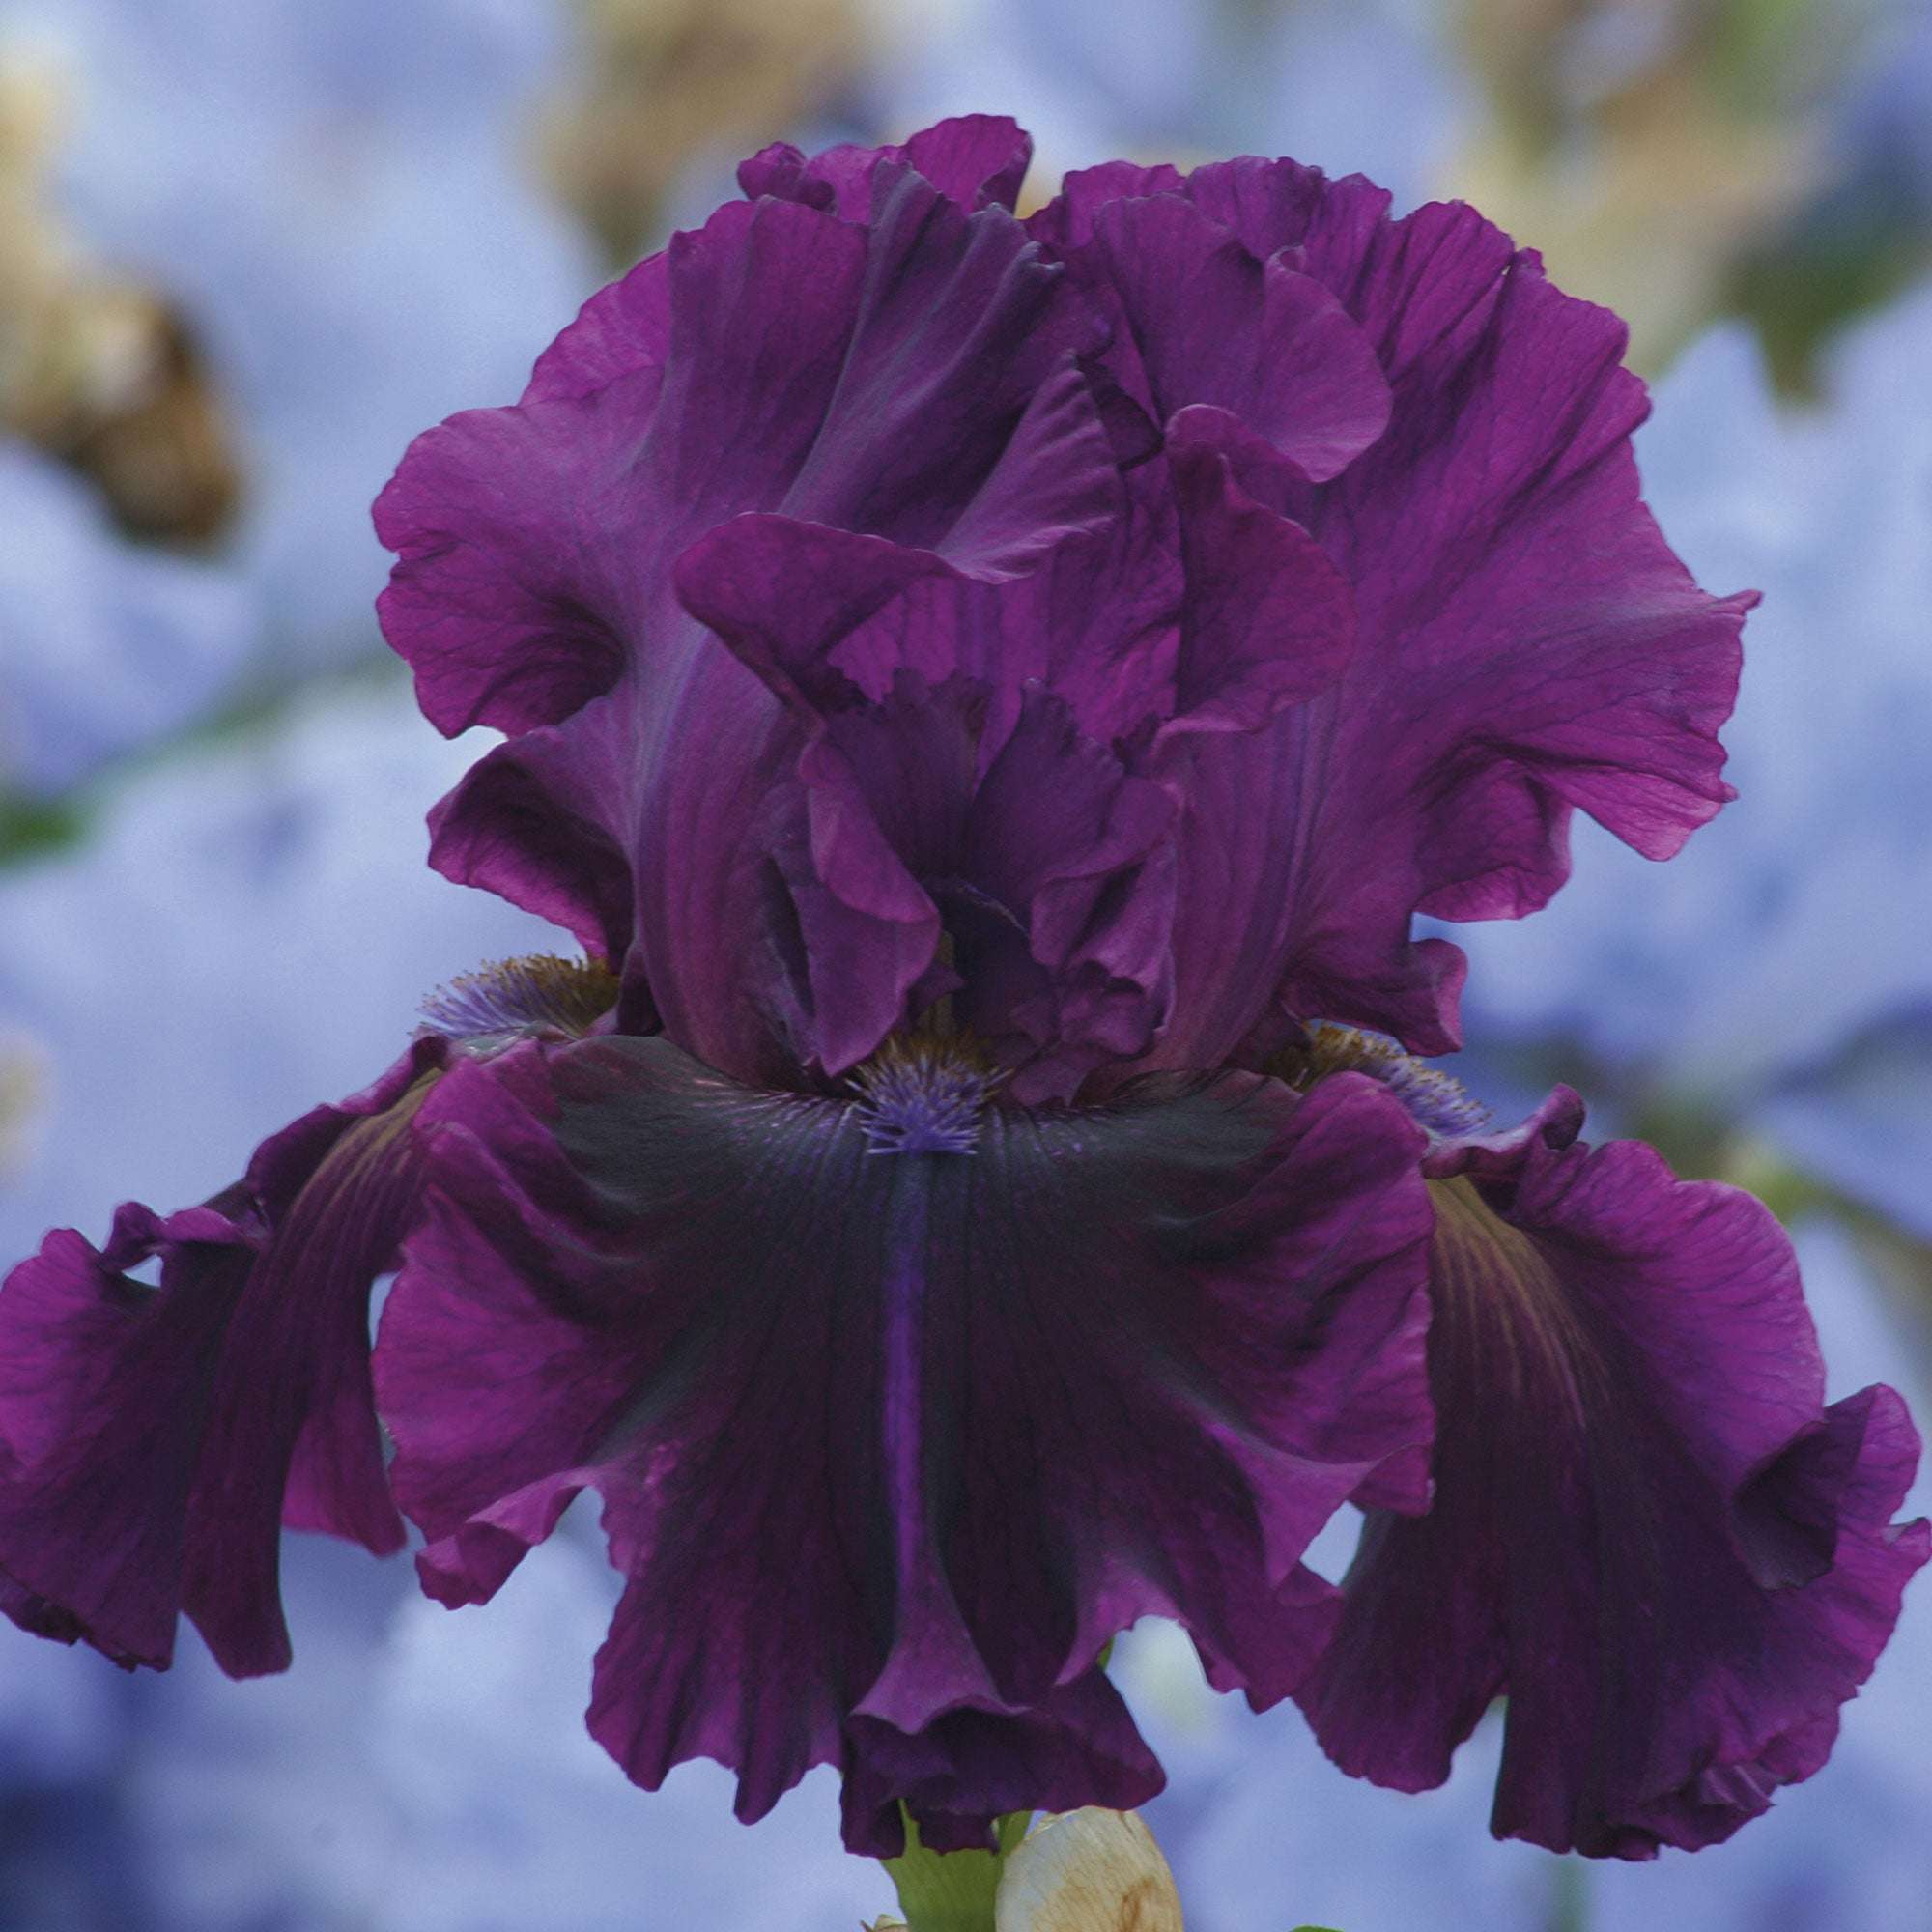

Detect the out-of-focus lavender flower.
[
  {"left": 0, "top": 679, "right": 556, "bottom": 1929},
  {"left": 361, "top": 1521, "right": 882, "bottom": 1932},
  {"left": 1735, "top": 3, "right": 1932, "bottom": 384},
  {"left": 1832, "top": 4, "right": 1932, "bottom": 229},
  {"left": 1451, "top": 286, "right": 1932, "bottom": 1237},
  {"left": 0, "top": 442, "right": 253, "bottom": 797},
  {"left": 0, "top": 0, "right": 594, "bottom": 682},
  {"left": 0, "top": 117, "right": 1918, "bottom": 1900},
  {"left": 0, "top": 679, "right": 557, "bottom": 1254},
  {"left": 873, "top": 0, "right": 1470, "bottom": 215},
  {"left": 0, "top": 45, "right": 248, "bottom": 799},
  {"left": 1439, "top": 0, "right": 1829, "bottom": 374}
]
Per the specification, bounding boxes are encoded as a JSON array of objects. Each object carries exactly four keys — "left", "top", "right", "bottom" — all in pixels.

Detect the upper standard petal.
[
  {"left": 1029, "top": 159, "right": 1750, "bottom": 1065},
  {"left": 381, "top": 127, "right": 1747, "bottom": 1090},
  {"left": 378, "top": 155, "right": 1125, "bottom": 1086},
  {"left": 740, "top": 117, "right": 1035, "bottom": 220}
]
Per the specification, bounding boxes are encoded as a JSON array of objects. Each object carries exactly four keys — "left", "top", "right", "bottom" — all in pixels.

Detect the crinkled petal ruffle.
[
  {"left": 0, "top": 1042, "right": 437, "bottom": 1674},
  {"left": 378, "top": 1035, "right": 1438, "bottom": 1849},
  {"left": 1296, "top": 1094, "right": 1930, "bottom": 1856}
]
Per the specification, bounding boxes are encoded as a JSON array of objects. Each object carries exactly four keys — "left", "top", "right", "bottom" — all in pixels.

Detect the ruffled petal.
[
  {"left": 770, "top": 675, "right": 1179, "bottom": 1094},
  {"left": 1028, "top": 158, "right": 1749, "bottom": 1062},
  {"left": 839, "top": 1668, "right": 1163, "bottom": 1856},
  {"left": 676, "top": 550, "right": 1144, "bottom": 1088},
  {"left": 0, "top": 1201, "right": 255, "bottom": 1669},
  {"left": 523, "top": 255, "right": 669, "bottom": 406},
  {"left": 374, "top": 379, "right": 654, "bottom": 741},
  {"left": 1229, "top": 200, "right": 1744, "bottom": 1053},
  {"left": 381, "top": 176, "right": 1113, "bottom": 737},
  {"left": 1077, "top": 193, "right": 1391, "bottom": 483},
  {"left": 678, "top": 435, "right": 1354, "bottom": 754},
  {"left": 379, "top": 158, "right": 1123, "bottom": 1088},
  {"left": 673, "top": 447, "right": 1355, "bottom": 1090},
  {"left": 740, "top": 116, "right": 1034, "bottom": 220},
  {"left": 378, "top": 1036, "right": 1436, "bottom": 1847},
  {"left": 381, "top": 128, "right": 1747, "bottom": 1093},
  {"left": 1024, "top": 163, "right": 1189, "bottom": 251},
  {"left": 1158, "top": 441, "right": 1357, "bottom": 739},
  {"left": 954, "top": 688, "right": 1177, "bottom": 1097},
  {"left": 0, "top": 1043, "right": 439, "bottom": 1675},
  {"left": 425, "top": 721, "right": 637, "bottom": 966},
  {"left": 1295, "top": 1097, "right": 1930, "bottom": 1856}
]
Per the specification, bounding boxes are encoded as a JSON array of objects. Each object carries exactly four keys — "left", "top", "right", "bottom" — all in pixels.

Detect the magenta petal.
[
  {"left": 382, "top": 158, "right": 1127, "bottom": 1088},
  {"left": 789, "top": 672, "right": 1176, "bottom": 1089},
  {"left": 1175, "top": 242, "right": 1744, "bottom": 1048},
  {"left": 1083, "top": 192, "right": 1392, "bottom": 482},
  {"left": 0, "top": 1204, "right": 255, "bottom": 1669},
  {"left": 680, "top": 511, "right": 1195, "bottom": 1086},
  {"left": 375, "top": 380, "right": 655, "bottom": 739},
  {"left": 676, "top": 491, "right": 1180, "bottom": 746},
  {"left": 182, "top": 1053, "right": 432, "bottom": 1673},
  {"left": 958, "top": 686, "right": 1177, "bottom": 1096},
  {"left": 740, "top": 115, "right": 1034, "bottom": 219},
  {"left": 378, "top": 1038, "right": 1435, "bottom": 1843},
  {"left": 678, "top": 454, "right": 1366, "bottom": 1089},
  {"left": 1306, "top": 202, "right": 1748, "bottom": 865},
  {"left": 523, "top": 253, "right": 670, "bottom": 405},
  {"left": 840, "top": 1668, "right": 1165, "bottom": 1856},
  {"left": 0, "top": 1045, "right": 437, "bottom": 1675},
  {"left": 1270, "top": 204, "right": 1746, "bottom": 1022},
  {"left": 1295, "top": 1110, "right": 1931, "bottom": 1857},
  {"left": 898, "top": 116, "right": 1035, "bottom": 213},
  {"left": 382, "top": 128, "right": 1752, "bottom": 1095},
  {"left": 706, "top": 480, "right": 1351, "bottom": 1085},
  {"left": 1020, "top": 159, "right": 1750, "bottom": 1061},
  {"left": 1161, "top": 440, "right": 1356, "bottom": 738},
  {"left": 1025, "top": 162, "right": 1189, "bottom": 250},
  {"left": 426, "top": 723, "right": 636, "bottom": 965},
  {"left": 673, "top": 517, "right": 964, "bottom": 717}
]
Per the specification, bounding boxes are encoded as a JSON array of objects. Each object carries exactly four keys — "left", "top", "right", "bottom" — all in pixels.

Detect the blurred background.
[{"left": 0, "top": 0, "right": 1928, "bottom": 1925}]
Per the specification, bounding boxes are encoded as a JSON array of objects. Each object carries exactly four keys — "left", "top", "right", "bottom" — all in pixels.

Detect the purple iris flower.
[{"left": 1, "top": 116, "right": 1922, "bottom": 1867}]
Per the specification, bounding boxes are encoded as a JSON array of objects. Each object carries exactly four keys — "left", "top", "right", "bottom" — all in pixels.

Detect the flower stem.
[{"left": 883, "top": 1810, "right": 1032, "bottom": 1932}]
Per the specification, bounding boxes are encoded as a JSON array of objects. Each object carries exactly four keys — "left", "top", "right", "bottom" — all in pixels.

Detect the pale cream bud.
[
  {"left": 994, "top": 1810, "right": 1183, "bottom": 1932},
  {"left": 0, "top": 1035, "right": 45, "bottom": 1179}
]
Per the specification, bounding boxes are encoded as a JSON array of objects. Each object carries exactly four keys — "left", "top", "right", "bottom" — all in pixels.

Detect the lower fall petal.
[
  {"left": 0, "top": 1043, "right": 439, "bottom": 1675},
  {"left": 840, "top": 1668, "right": 1164, "bottom": 1857},
  {"left": 0, "top": 1201, "right": 255, "bottom": 1669},
  {"left": 379, "top": 1034, "right": 1436, "bottom": 1845},
  {"left": 1295, "top": 1107, "right": 1930, "bottom": 1857}
]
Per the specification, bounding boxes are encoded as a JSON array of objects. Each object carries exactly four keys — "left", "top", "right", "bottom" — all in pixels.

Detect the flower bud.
[
  {"left": 994, "top": 1810, "right": 1182, "bottom": 1932},
  {"left": 0, "top": 1034, "right": 43, "bottom": 1178}
]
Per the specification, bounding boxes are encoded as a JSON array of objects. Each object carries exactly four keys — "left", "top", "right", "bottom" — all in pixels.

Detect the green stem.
[
  {"left": 1548, "top": 1856, "right": 1591, "bottom": 1932},
  {"left": 883, "top": 1810, "right": 1032, "bottom": 1932}
]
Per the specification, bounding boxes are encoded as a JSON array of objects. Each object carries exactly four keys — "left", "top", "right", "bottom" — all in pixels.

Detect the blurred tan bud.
[
  {"left": 994, "top": 1810, "right": 1183, "bottom": 1932},
  {"left": 540, "top": 0, "right": 862, "bottom": 267},
  {"left": 0, "top": 44, "right": 241, "bottom": 546},
  {"left": 1445, "top": 0, "right": 1830, "bottom": 372},
  {"left": 0, "top": 1035, "right": 46, "bottom": 1179}
]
